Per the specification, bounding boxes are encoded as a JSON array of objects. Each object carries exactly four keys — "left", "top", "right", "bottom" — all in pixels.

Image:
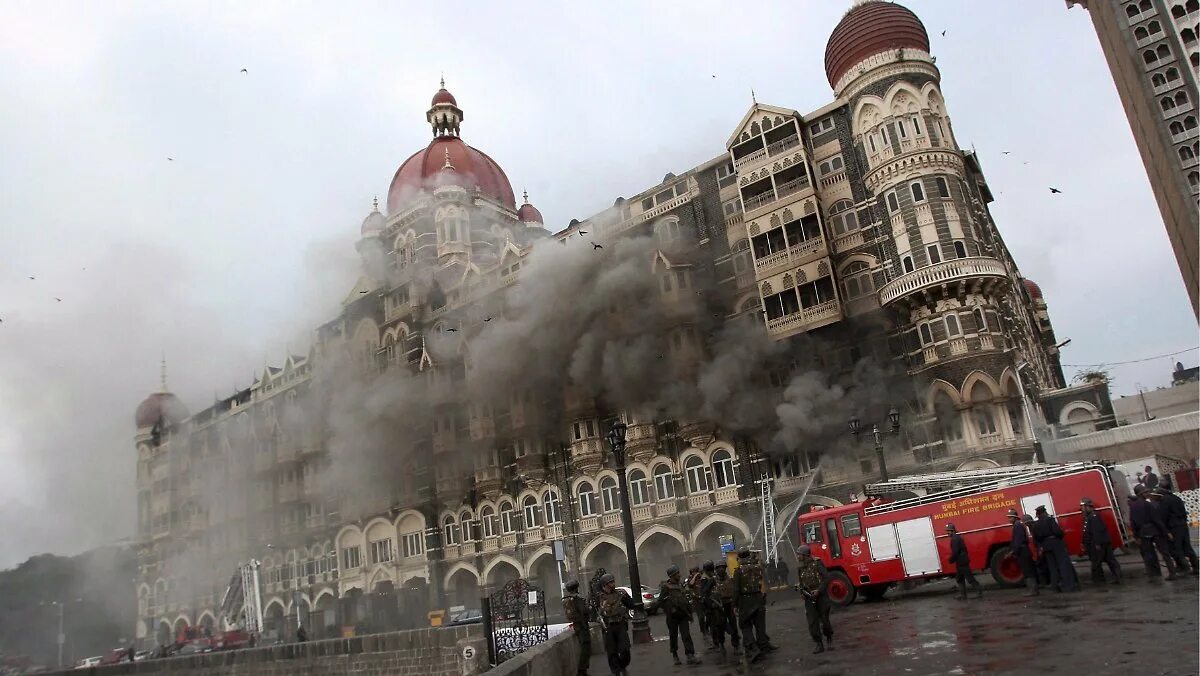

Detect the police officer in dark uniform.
[
  {"left": 562, "top": 580, "right": 591, "bottom": 676},
  {"left": 1030, "top": 505, "right": 1078, "bottom": 592},
  {"left": 1080, "top": 497, "right": 1122, "bottom": 585},
  {"left": 1129, "top": 484, "right": 1179, "bottom": 581},
  {"left": 1155, "top": 484, "right": 1199, "bottom": 575},
  {"left": 657, "top": 565, "right": 701, "bottom": 666},
  {"left": 945, "top": 523, "right": 983, "bottom": 599},
  {"left": 698, "top": 561, "right": 728, "bottom": 663},
  {"left": 732, "top": 547, "right": 774, "bottom": 662},
  {"left": 596, "top": 573, "right": 636, "bottom": 676},
  {"left": 714, "top": 564, "right": 740, "bottom": 654},
  {"left": 795, "top": 544, "right": 834, "bottom": 653},
  {"left": 1007, "top": 508, "right": 1038, "bottom": 595}
]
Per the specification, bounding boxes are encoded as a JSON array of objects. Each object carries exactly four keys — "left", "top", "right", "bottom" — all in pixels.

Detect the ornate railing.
[{"left": 878, "top": 257, "right": 1007, "bottom": 305}]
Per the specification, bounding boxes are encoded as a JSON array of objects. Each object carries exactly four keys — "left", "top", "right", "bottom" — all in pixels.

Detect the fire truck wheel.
[
  {"left": 860, "top": 584, "right": 889, "bottom": 601},
  {"left": 825, "top": 571, "right": 857, "bottom": 606},
  {"left": 988, "top": 546, "right": 1025, "bottom": 588}
]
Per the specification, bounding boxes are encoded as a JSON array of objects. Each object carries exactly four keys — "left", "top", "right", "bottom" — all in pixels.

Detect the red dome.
[
  {"left": 432, "top": 88, "right": 457, "bottom": 106},
  {"left": 387, "top": 136, "right": 516, "bottom": 214},
  {"left": 825, "top": 1, "right": 930, "bottom": 89},
  {"left": 135, "top": 392, "right": 188, "bottom": 428},
  {"left": 1023, "top": 279, "right": 1043, "bottom": 301},
  {"left": 517, "top": 201, "right": 543, "bottom": 224}
]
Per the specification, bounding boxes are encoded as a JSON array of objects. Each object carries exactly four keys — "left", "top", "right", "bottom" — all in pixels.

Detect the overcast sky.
[{"left": 1, "top": 0, "right": 1195, "bottom": 568}]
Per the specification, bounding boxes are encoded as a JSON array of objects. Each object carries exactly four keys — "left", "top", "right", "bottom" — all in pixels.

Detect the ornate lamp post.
[
  {"left": 849, "top": 407, "right": 901, "bottom": 483},
  {"left": 605, "top": 420, "right": 651, "bottom": 644}
]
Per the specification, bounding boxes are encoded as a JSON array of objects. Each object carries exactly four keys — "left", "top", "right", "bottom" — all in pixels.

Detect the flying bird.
[
  {"left": 446, "top": 328, "right": 458, "bottom": 333},
  {"left": 55, "top": 297, "right": 61, "bottom": 302},
  {"left": 592, "top": 242, "right": 603, "bottom": 250},
  {"left": 1049, "top": 187, "right": 1063, "bottom": 194},
  {"left": 167, "top": 157, "right": 174, "bottom": 161},
  {"left": 359, "top": 290, "right": 368, "bottom": 294},
  {"left": 578, "top": 230, "right": 588, "bottom": 235},
  {"left": 941, "top": 30, "right": 946, "bottom": 36},
  {"left": 1001, "top": 151, "right": 1011, "bottom": 155},
  {"left": 711, "top": 75, "right": 716, "bottom": 78},
  {"left": 240, "top": 68, "right": 248, "bottom": 74},
  {"left": 484, "top": 317, "right": 493, "bottom": 322},
  {"left": 28, "top": 276, "right": 34, "bottom": 280}
]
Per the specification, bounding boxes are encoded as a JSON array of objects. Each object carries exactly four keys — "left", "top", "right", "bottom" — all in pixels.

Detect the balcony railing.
[
  {"left": 767, "top": 134, "right": 800, "bottom": 157},
  {"left": 801, "top": 299, "right": 840, "bottom": 323},
  {"left": 949, "top": 337, "right": 968, "bottom": 356},
  {"left": 601, "top": 513, "right": 622, "bottom": 528},
  {"left": 688, "top": 493, "right": 714, "bottom": 510},
  {"left": 753, "top": 248, "right": 789, "bottom": 274},
  {"left": 819, "top": 170, "right": 846, "bottom": 188},
  {"left": 775, "top": 176, "right": 811, "bottom": 199},
  {"left": 735, "top": 147, "right": 768, "bottom": 169},
  {"left": 632, "top": 505, "right": 654, "bottom": 522},
  {"left": 878, "top": 256, "right": 1008, "bottom": 305},
  {"left": 655, "top": 501, "right": 678, "bottom": 517},
  {"left": 724, "top": 211, "right": 744, "bottom": 226},
  {"left": 714, "top": 486, "right": 740, "bottom": 505},
  {"left": 787, "top": 236, "right": 824, "bottom": 263},
  {"left": 742, "top": 191, "right": 776, "bottom": 213},
  {"left": 832, "top": 229, "right": 865, "bottom": 253}
]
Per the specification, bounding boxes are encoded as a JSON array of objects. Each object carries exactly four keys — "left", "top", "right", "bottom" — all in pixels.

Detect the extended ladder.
[{"left": 759, "top": 474, "right": 778, "bottom": 563}]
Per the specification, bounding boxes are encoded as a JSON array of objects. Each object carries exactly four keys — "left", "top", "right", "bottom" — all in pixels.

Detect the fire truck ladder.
[
  {"left": 863, "top": 461, "right": 1120, "bottom": 518},
  {"left": 759, "top": 474, "right": 778, "bottom": 563}
]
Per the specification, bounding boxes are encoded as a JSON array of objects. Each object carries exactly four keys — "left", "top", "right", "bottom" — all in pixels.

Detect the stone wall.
[
  {"left": 52, "top": 626, "right": 486, "bottom": 676},
  {"left": 487, "top": 627, "right": 595, "bottom": 676}
]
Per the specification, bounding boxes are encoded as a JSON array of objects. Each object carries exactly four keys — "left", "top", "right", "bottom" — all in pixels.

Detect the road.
[{"left": 590, "top": 558, "right": 1198, "bottom": 675}]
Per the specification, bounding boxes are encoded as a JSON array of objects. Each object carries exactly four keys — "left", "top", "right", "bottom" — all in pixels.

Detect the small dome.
[
  {"left": 825, "top": 1, "right": 930, "bottom": 89},
  {"left": 517, "top": 191, "right": 543, "bottom": 224},
  {"left": 361, "top": 198, "right": 386, "bottom": 236},
  {"left": 136, "top": 392, "right": 188, "bottom": 429},
  {"left": 432, "top": 87, "right": 457, "bottom": 106},
  {"left": 1023, "top": 279, "right": 1043, "bottom": 301}
]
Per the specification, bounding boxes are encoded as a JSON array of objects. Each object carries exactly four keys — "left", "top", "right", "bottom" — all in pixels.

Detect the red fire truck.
[{"left": 796, "top": 462, "right": 1131, "bottom": 605}]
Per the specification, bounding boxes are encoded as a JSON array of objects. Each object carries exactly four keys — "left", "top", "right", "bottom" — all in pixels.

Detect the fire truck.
[{"left": 796, "top": 462, "right": 1131, "bottom": 605}]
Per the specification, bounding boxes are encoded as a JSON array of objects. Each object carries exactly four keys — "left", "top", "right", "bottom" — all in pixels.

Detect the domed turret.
[
  {"left": 825, "top": 1, "right": 930, "bottom": 90},
  {"left": 135, "top": 360, "right": 187, "bottom": 430},
  {"left": 517, "top": 190, "right": 544, "bottom": 225},
  {"left": 360, "top": 197, "right": 386, "bottom": 236}
]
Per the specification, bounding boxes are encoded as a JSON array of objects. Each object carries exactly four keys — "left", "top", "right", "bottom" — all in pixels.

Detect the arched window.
[
  {"left": 945, "top": 313, "right": 962, "bottom": 337},
  {"left": 443, "top": 515, "right": 459, "bottom": 546},
  {"left": 953, "top": 241, "right": 968, "bottom": 258},
  {"left": 1162, "top": 96, "right": 1177, "bottom": 112},
  {"left": 918, "top": 322, "right": 933, "bottom": 345},
  {"left": 656, "top": 217, "right": 682, "bottom": 243},
  {"left": 1144, "top": 49, "right": 1158, "bottom": 65},
  {"left": 1153, "top": 72, "right": 1167, "bottom": 88},
  {"left": 1182, "top": 145, "right": 1196, "bottom": 160},
  {"left": 911, "top": 181, "right": 926, "bottom": 202},
  {"left": 1157, "top": 44, "right": 1171, "bottom": 60},
  {"left": 544, "top": 490, "right": 562, "bottom": 524},
  {"left": 732, "top": 239, "right": 751, "bottom": 274},
  {"left": 1189, "top": 0, "right": 1199, "bottom": 14},
  {"left": 1175, "top": 90, "right": 1189, "bottom": 106},
  {"left": 577, "top": 482, "right": 597, "bottom": 517},
  {"left": 523, "top": 495, "right": 542, "bottom": 528},
  {"left": 903, "top": 256, "right": 915, "bottom": 273},
  {"left": 480, "top": 506, "right": 497, "bottom": 539},
  {"left": 1148, "top": 20, "right": 1162, "bottom": 35},
  {"left": 1168, "top": 67, "right": 1181, "bottom": 82},
  {"left": 1135, "top": 26, "right": 1149, "bottom": 40},
  {"left": 600, "top": 477, "right": 620, "bottom": 512},
  {"left": 685, "top": 455, "right": 709, "bottom": 493},
  {"left": 459, "top": 511, "right": 474, "bottom": 542},
  {"left": 828, "top": 199, "right": 859, "bottom": 236},
  {"left": 1189, "top": 171, "right": 1199, "bottom": 186},
  {"left": 1171, "top": 120, "right": 1186, "bottom": 134},
  {"left": 1173, "top": 3, "right": 1187, "bottom": 18},
  {"left": 886, "top": 191, "right": 900, "bottom": 212},
  {"left": 933, "top": 391, "right": 963, "bottom": 442},
  {"left": 712, "top": 450, "right": 737, "bottom": 488},
  {"left": 1186, "top": 116, "right": 1198, "bottom": 130},
  {"left": 629, "top": 470, "right": 650, "bottom": 506},
  {"left": 1191, "top": 52, "right": 1199, "bottom": 68},
  {"left": 1128, "top": 2, "right": 1141, "bottom": 18},
  {"left": 841, "top": 261, "right": 874, "bottom": 299},
  {"left": 970, "top": 382, "right": 998, "bottom": 438},
  {"left": 653, "top": 464, "right": 675, "bottom": 500},
  {"left": 499, "top": 501, "right": 516, "bottom": 534},
  {"left": 973, "top": 307, "right": 989, "bottom": 333}
]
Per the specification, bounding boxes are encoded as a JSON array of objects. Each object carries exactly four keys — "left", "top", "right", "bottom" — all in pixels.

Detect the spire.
[
  {"left": 440, "top": 74, "right": 445, "bottom": 89},
  {"left": 443, "top": 147, "right": 455, "bottom": 170},
  {"left": 160, "top": 352, "right": 168, "bottom": 391},
  {"left": 751, "top": 88, "right": 757, "bottom": 104},
  {"left": 522, "top": 189, "right": 529, "bottom": 204},
  {"left": 372, "top": 195, "right": 379, "bottom": 211}
]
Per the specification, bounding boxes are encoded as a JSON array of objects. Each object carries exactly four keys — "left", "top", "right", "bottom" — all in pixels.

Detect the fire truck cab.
[{"left": 797, "top": 462, "right": 1129, "bottom": 605}]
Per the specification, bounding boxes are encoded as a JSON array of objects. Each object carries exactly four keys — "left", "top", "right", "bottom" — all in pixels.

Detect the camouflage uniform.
[
  {"left": 597, "top": 586, "right": 635, "bottom": 675},
  {"left": 733, "top": 554, "right": 770, "bottom": 657},
  {"left": 715, "top": 569, "right": 740, "bottom": 649},
  {"left": 562, "top": 591, "right": 591, "bottom": 675},
  {"left": 698, "top": 572, "right": 728, "bottom": 656},
  {"left": 658, "top": 576, "right": 697, "bottom": 661},
  {"left": 796, "top": 556, "right": 833, "bottom": 647}
]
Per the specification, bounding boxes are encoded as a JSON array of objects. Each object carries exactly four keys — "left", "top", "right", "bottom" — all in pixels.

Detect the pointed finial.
[
  {"left": 160, "top": 352, "right": 168, "bottom": 391},
  {"left": 443, "top": 147, "right": 454, "bottom": 169},
  {"left": 523, "top": 189, "right": 529, "bottom": 204},
  {"left": 372, "top": 195, "right": 379, "bottom": 211},
  {"left": 440, "top": 74, "right": 445, "bottom": 89},
  {"left": 751, "top": 88, "right": 756, "bottom": 104}
]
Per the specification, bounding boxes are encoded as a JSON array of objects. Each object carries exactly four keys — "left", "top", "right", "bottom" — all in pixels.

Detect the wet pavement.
[{"left": 590, "top": 557, "right": 1199, "bottom": 675}]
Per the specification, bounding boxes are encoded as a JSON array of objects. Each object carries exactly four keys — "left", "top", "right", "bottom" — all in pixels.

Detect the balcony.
[
  {"left": 878, "top": 256, "right": 1008, "bottom": 306},
  {"left": 655, "top": 501, "right": 678, "bottom": 517},
  {"left": 801, "top": 298, "right": 840, "bottom": 324},
  {"left": 632, "top": 505, "right": 654, "bottom": 522},
  {"left": 545, "top": 523, "right": 564, "bottom": 539},
  {"left": 832, "top": 229, "right": 865, "bottom": 253},
  {"left": 483, "top": 537, "right": 499, "bottom": 552},
  {"left": 602, "top": 512, "right": 622, "bottom": 528},
  {"left": 524, "top": 527, "right": 544, "bottom": 542},
  {"left": 787, "top": 236, "right": 825, "bottom": 265},
  {"left": 773, "top": 473, "right": 815, "bottom": 496},
  {"left": 714, "top": 486, "right": 740, "bottom": 505},
  {"left": 1171, "top": 128, "right": 1198, "bottom": 144},
  {"left": 819, "top": 170, "right": 846, "bottom": 188},
  {"left": 775, "top": 176, "right": 811, "bottom": 200},
  {"left": 735, "top": 147, "right": 768, "bottom": 169},
  {"left": 922, "top": 346, "right": 938, "bottom": 364},
  {"left": 742, "top": 190, "right": 776, "bottom": 213},
  {"left": 688, "top": 493, "right": 713, "bottom": 510},
  {"left": 579, "top": 516, "right": 599, "bottom": 532},
  {"left": 724, "top": 211, "right": 744, "bottom": 227},
  {"left": 500, "top": 534, "right": 518, "bottom": 549},
  {"left": 1165, "top": 101, "right": 1195, "bottom": 120},
  {"left": 753, "top": 248, "right": 789, "bottom": 275},
  {"left": 949, "top": 337, "right": 968, "bottom": 356},
  {"left": 767, "top": 134, "right": 800, "bottom": 157}
]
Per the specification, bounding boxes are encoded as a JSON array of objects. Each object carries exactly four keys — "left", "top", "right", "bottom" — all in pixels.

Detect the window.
[
  {"left": 685, "top": 455, "right": 709, "bottom": 493},
  {"left": 842, "top": 261, "right": 874, "bottom": 299},
  {"left": 342, "top": 546, "right": 361, "bottom": 570},
  {"left": 902, "top": 256, "right": 914, "bottom": 273},
  {"left": 657, "top": 218, "right": 681, "bottom": 242},
  {"left": 911, "top": 115, "right": 922, "bottom": 135},
  {"left": 1157, "top": 44, "right": 1171, "bottom": 60},
  {"left": 573, "top": 422, "right": 582, "bottom": 441},
  {"left": 868, "top": 134, "right": 877, "bottom": 153},
  {"left": 918, "top": 322, "right": 933, "bottom": 345},
  {"left": 897, "top": 119, "right": 908, "bottom": 138},
  {"left": 974, "top": 406, "right": 998, "bottom": 436},
  {"left": 523, "top": 496, "right": 542, "bottom": 528},
  {"left": 402, "top": 532, "right": 422, "bottom": 558},
  {"left": 927, "top": 244, "right": 942, "bottom": 265},
  {"left": 1176, "top": 90, "right": 1189, "bottom": 107},
  {"left": 953, "top": 241, "right": 967, "bottom": 258},
  {"left": 911, "top": 181, "right": 926, "bottom": 202},
  {"left": 544, "top": 490, "right": 562, "bottom": 524},
  {"left": 1181, "top": 145, "right": 1195, "bottom": 160},
  {"left": 577, "top": 482, "right": 596, "bottom": 517},
  {"left": 880, "top": 124, "right": 890, "bottom": 145},
  {"left": 443, "top": 516, "right": 459, "bottom": 546},
  {"left": 586, "top": 420, "right": 596, "bottom": 437},
  {"left": 499, "top": 501, "right": 515, "bottom": 534},
  {"left": 1190, "top": 171, "right": 1199, "bottom": 186},
  {"left": 459, "top": 511, "right": 474, "bottom": 542},
  {"left": 810, "top": 117, "right": 834, "bottom": 136},
  {"left": 935, "top": 176, "right": 950, "bottom": 198},
  {"left": 973, "top": 307, "right": 989, "bottom": 333},
  {"left": 828, "top": 199, "right": 859, "bottom": 236},
  {"left": 819, "top": 155, "right": 844, "bottom": 175},
  {"left": 600, "top": 477, "right": 620, "bottom": 512},
  {"left": 712, "top": 450, "right": 737, "bottom": 488},
  {"left": 723, "top": 199, "right": 742, "bottom": 216},
  {"left": 801, "top": 520, "right": 824, "bottom": 544},
  {"left": 653, "top": 464, "right": 675, "bottom": 500},
  {"left": 945, "top": 314, "right": 961, "bottom": 337},
  {"left": 1144, "top": 49, "right": 1158, "bottom": 65},
  {"left": 629, "top": 470, "right": 650, "bottom": 506},
  {"left": 369, "top": 538, "right": 394, "bottom": 564},
  {"left": 481, "top": 506, "right": 497, "bottom": 538},
  {"left": 1154, "top": 72, "right": 1167, "bottom": 88},
  {"left": 1168, "top": 68, "right": 1181, "bottom": 83},
  {"left": 1163, "top": 96, "right": 1177, "bottom": 112},
  {"left": 840, "top": 514, "right": 862, "bottom": 537},
  {"left": 886, "top": 191, "right": 899, "bottom": 213}
]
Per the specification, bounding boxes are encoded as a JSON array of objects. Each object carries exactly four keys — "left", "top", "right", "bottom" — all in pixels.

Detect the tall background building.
[
  {"left": 130, "top": 1, "right": 1112, "bottom": 648},
  {"left": 1067, "top": 0, "right": 1200, "bottom": 318}
]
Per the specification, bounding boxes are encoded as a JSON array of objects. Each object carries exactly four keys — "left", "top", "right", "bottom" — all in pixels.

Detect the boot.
[
  {"left": 972, "top": 585, "right": 983, "bottom": 599},
  {"left": 685, "top": 654, "right": 702, "bottom": 665},
  {"left": 763, "top": 643, "right": 779, "bottom": 652},
  {"left": 672, "top": 652, "right": 682, "bottom": 666},
  {"left": 1024, "top": 578, "right": 1039, "bottom": 596},
  {"left": 954, "top": 584, "right": 966, "bottom": 600},
  {"left": 812, "top": 640, "right": 825, "bottom": 654}
]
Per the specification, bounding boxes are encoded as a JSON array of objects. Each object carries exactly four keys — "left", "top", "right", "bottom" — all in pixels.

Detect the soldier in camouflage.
[
  {"left": 795, "top": 545, "right": 834, "bottom": 653},
  {"left": 733, "top": 547, "right": 775, "bottom": 662},
  {"left": 596, "top": 573, "right": 636, "bottom": 676},
  {"left": 714, "top": 564, "right": 740, "bottom": 652},
  {"left": 658, "top": 565, "right": 702, "bottom": 666},
  {"left": 562, "top": 580, "right": 591, "bottom": 676},
  {"left": 698, "top": 560, "right": 729, "bottom": 664},
  {"left": 686, "top": 565, "right": 709, "bottom": 648}
]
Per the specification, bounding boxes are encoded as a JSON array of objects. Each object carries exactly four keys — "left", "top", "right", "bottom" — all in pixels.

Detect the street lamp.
[
  {"left": 604, "top": 419, "right": 651, "bottom": 644},
  {"left": 849, "top": 407, "right": 901, "bottom": 482}
]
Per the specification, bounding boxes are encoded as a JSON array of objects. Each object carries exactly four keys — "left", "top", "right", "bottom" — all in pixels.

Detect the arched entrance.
[
  {"left": 198, "top": 614, "right": 215, "bottom": 637},
  {"left": 156, "top": 621, "right": 172, "bottom": 646},
  {"left": 371, "top": 580, "right": 400, "bottom": 633},
  {"left": 585, "top": 541, "right": 627, "bottom": 586},
  {"left": 263, "top": 603, "right": 286, "bottom": 642},
  {"left": 314, "top": 594, "right": 338, "bottom": 640},
  {"left": 172, "top": 617, "right": 188, "bottom": 640},
  {"left": 446, "top": 567, "right": 481, "bottom": 611},
  {"left": 528, "top": 555, "right": 563, "bottom": 618},
  {"left": 637, "top": 531, "right": 685, "bottom": 587},
  {"left": 485, "top": 560, "right": 522, "bottom": 595}
]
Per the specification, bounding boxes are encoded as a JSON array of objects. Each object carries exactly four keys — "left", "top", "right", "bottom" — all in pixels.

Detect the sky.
[{"left": 0, "top": 0, "right": 1195, "bottom": 569}]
